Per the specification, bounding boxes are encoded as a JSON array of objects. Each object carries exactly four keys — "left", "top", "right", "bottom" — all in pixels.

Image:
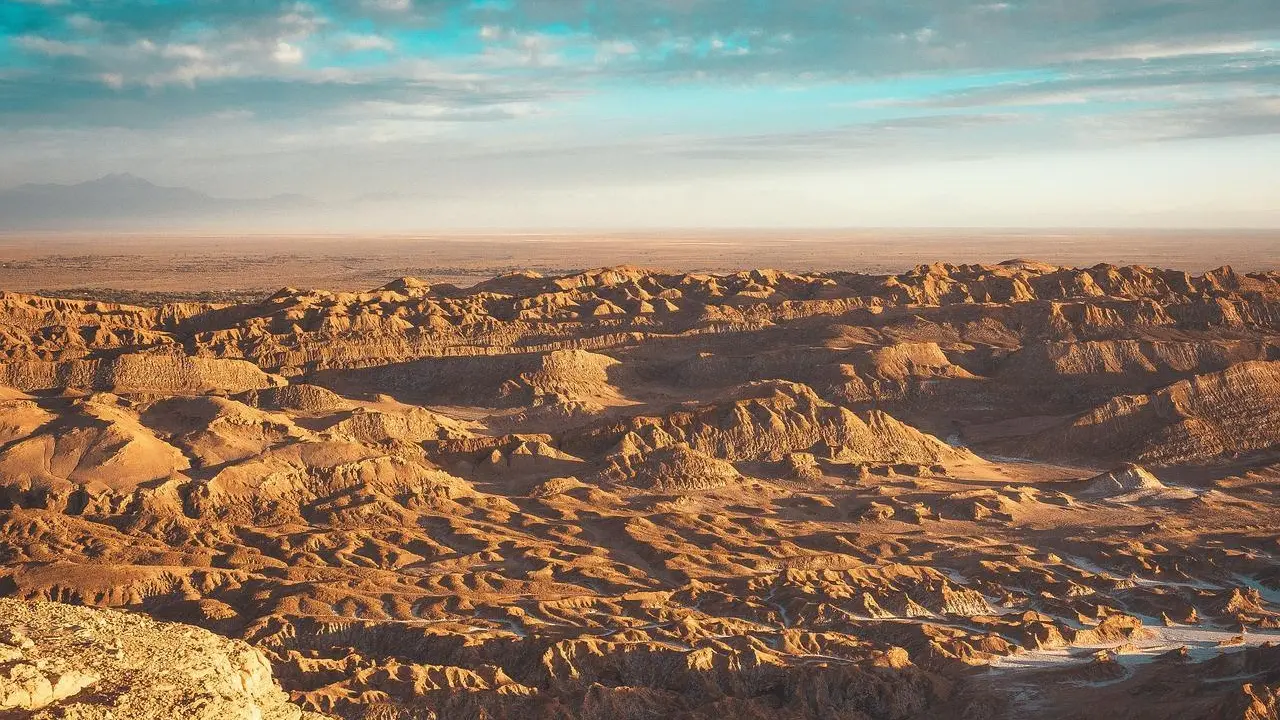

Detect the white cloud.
[
  {"left": 273, "top": 41, "right": 305, "bottom": 64},
  {"left": 364, "top": 0, "right": 412, "bottom": 10},
  {"left": 341, "top": 34, "right": 395, "bottom": 52},
  {"left": 151, "top": 63, "right": 233, "bottom": 88},
  {"left": 14, "top": 35, "right": 88, "bottom": 57},
  {"left": 595, "top": 40, "right": 637, "bottom": 63},
  {"left": 356, "top": 100, "right": 539, "bottom": 122},
  {"left": 66, "top": 14, "right": 103, "bottom": 33},
  {"left": 1065, "top": 40, "right": 1271, "bottom": 62},
  {"left": 478, "top": 31, "right": 566, "bottom": 68},
  {"left": 161, "top": 44, "right": 207, "bottom": 61},
  {"left": 278, "top": 6, "right": 326, "bottom": 36}
]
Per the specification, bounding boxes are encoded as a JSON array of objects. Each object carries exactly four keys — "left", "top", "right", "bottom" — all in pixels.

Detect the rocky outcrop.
[
  {"left": 1012, "top": 361, "right": 1280, "bottom": 465},
  {"left": 1001, "top": 340, "right": 1271, "bottom": 380},
  {"left": 568, "top": 381, "right": 972, "bottom": 466},
  {"left": 251, "top": 384, "right": 352, "bottom": 413},
  {"left": 0, "top": 353, "right": 283, "bottom": 394},
  {"left": 1075, "top": 464, "right": 1166, "bottom": 498},
  {"left": 597, "top": 443, "right": 743, "bottom": 492},
  {"left": 0, "top": 598, "right": 323, "bottom": 719},
  {"left": 310, "top": 349, "right": 630, "bottom": 407}
]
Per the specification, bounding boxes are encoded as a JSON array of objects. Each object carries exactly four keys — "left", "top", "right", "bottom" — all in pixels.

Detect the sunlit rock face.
[{"left": 0, "top": 598, "right": 322, "bottom": 720}]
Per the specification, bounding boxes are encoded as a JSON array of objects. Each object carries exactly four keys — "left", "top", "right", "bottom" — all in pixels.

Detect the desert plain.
[{"left": 1, "top": 231, "right": 1280, "bottom": 719}]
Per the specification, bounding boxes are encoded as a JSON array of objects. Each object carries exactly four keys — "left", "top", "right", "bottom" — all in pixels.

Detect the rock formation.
[
  {"left": 0, "top": 598, "right": 320, "bottom": 719},
  {"left": 0, "top": 261, "right": 1276, "bottom": 719}
]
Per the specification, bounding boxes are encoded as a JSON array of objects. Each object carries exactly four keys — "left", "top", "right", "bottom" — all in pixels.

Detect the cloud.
[
  {"left": 272, "top": 41, "right": 303, "bottom": 64},
  {"left": 364, "top": 0, "right": 413, "bottom": 11},
  {"left": 14, "top": 34, "right": 87, "bottom": 57},
  {"left": 463, "top": 0, "right": 1280, "bottom": 78},
  {"left": 2, "top": 0, "right": 1279, "bottom": 228},
  {"left": 9, "top": 2, "right": 1277, "bottom": 97},
  {"left": 1104, "top": 96, "right": 1280, "bottom": 142},
  {"left": 340, "top": 33, "right": 395, "bottom": 52},
  {"left": 669, "top": 113, "right": 1019, "bottom": 161},
  {"left": 1062, "top": 40, "right": 1275, "bottom": 62},
  {"left": 64, "top": 14, "right": 101, "bottom": 32}
]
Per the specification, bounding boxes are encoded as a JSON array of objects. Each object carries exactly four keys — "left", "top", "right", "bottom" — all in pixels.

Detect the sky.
[{"left": 1, "top": 0, "right": 1278, "bottom": 229}]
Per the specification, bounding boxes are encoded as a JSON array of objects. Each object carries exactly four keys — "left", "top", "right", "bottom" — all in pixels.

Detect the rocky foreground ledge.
[{"left": 0, "top": 598, "right": 325, "bottom": 719}]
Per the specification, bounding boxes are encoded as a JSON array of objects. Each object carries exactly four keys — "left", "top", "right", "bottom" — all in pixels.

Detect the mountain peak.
[
  {"left": 90, "top": 172, "right": 157, "bottom": 188},
  {"left": 0, "top": 173, "right": 316, "bottom": 229}
]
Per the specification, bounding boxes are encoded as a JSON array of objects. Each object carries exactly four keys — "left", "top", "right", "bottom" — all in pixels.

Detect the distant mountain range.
[{"left": 0, "top": 174, "right": 317, "bottom": 230}]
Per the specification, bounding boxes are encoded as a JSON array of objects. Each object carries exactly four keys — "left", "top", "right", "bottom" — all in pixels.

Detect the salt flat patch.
[
  {"left": 992, "top": 625, "right": 1280, "bottom": 671},
  {"left": 1057, "top": 553, "right": 1222, "bottom": 590},
  {"left": 1235, "top": 574, "right": 1280, "bottom": 605}
]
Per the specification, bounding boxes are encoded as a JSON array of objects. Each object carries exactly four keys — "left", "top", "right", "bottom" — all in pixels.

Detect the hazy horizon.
[{"left": 2, "top": 0, "right": 1279, "bottom": 230}]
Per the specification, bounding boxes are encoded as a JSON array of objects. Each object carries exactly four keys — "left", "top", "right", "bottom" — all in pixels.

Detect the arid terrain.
[
  {"left": 2, "top": 252, "right": 1280, "bottom": 719},
  {"left": 1, "top": 230, "right": 1276, "bottom": 298}
]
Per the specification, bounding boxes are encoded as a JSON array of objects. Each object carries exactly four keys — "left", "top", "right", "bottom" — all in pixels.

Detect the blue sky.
[{"left": 1, "top": 0, "right": 1278, "bottom": 228}]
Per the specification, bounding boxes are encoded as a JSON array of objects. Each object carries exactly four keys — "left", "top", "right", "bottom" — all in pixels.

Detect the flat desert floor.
[{"left": 0, "top": 229, "right": 1275, "bottom": 298}]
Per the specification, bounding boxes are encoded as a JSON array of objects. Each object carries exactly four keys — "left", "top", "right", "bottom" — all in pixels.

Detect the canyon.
[{"left": 1, "top": 259, "right": 1279, "bottom": 718}]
